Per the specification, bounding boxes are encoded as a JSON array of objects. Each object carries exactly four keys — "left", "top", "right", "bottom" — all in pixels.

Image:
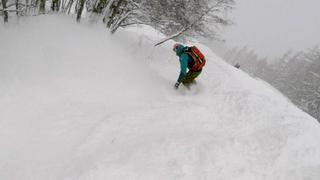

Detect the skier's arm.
[{"left": 177, "top": 54, "right": 188, "bottom": 83}]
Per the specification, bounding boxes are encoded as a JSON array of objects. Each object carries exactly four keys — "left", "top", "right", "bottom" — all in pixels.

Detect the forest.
[{"left": 222, "top": 45, "right": 320, "bottom": 122}]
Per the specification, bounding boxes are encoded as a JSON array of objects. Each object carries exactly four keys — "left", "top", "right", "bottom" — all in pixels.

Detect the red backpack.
[{"left": 186, "top": 46, "right": 206, "bottom": 71}]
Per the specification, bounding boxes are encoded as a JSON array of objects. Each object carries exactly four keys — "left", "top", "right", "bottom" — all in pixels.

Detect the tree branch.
[
  {"left": 154, "top": 3, "right": 221, "bottom": 46},
  {"left": 119, "top": 21, "right": 145, "bottom": 27}
]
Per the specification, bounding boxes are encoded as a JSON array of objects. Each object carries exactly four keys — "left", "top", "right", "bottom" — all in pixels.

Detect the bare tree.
[
  {"left": 15, "top": 0, "right": 19, "bottom": 16},
  {"left": 86, "top": 0, "right": 139, "bottom": 33},
  {"left": 139, "top": 0, "right": 234, "bottom": 46},
  {"left": 39, "top": 0, "right": 46, "bottom": 14},
  {"left": 1, "top": 0, "right": 8, "bottom": 23},
  {"left": 64, "top": 0, "right": 74, "bottom": 14},
  {"left": 76, "top": 0, "right": 86, "bottom": 22},
  {"left": 51, "top": 0, "right": 60, "bottom": 11}
]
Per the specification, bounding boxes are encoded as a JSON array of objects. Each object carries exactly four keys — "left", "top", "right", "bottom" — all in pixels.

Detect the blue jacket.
[{"left": 175, "top": 44, "right": 194, "bottom": 83}]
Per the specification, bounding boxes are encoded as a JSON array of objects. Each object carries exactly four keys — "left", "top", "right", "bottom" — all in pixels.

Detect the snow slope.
[{"left": 1, "top": 15, "right": 320, "bottom": 180}]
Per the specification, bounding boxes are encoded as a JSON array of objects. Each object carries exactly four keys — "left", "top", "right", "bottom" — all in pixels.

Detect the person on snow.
[{"left": 173, "top": 43, "right": 206, "bottom": 89}]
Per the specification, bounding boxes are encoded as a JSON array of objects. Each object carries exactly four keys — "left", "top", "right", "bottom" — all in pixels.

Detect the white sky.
[{"left": 225, "top": 0, "right": 320, "bottom": 58}]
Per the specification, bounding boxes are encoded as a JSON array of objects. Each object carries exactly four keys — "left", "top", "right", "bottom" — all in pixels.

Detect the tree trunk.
[
  {"left": 51, "top": 0, "right": 60, "bottom": 11},
  {"left": 39, "top": 0, "right": 45, "bottom": 14},
  {"left": 76, "top": 0, "right": 85, "bottom": 22},
  {"left": 93, "top": 0, "right": 108, "bottom": 14},
  {"left": 110, "top": 9, "right": 130, "bottom": 33},
  {"left": 106, "top": 0, "right": 123, "bottom": 28},
  {"left": 25, "top": 0, "right": 29, "bottom": 14},
  {"left": 51, "top": 0, "right": 55, "bottom": 11},
  {"left": 101, "top": 0, "right": 114, "bottom": 25},
  {"left": 65, "top": 0, "right": 74, "bottom": 14},
  {"left": 61, "top": 0, "right": 66, "bottom": 12},
  {"left": 1, "top": 0, "right": 8, "bottom": 23},
  {"left": 15, "top": 0, "right": 19, "bottom": 16}
]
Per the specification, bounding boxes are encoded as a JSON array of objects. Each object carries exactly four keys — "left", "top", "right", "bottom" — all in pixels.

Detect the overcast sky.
[{"left": 225, "top": 0, "right": 320, "bottom": 58}]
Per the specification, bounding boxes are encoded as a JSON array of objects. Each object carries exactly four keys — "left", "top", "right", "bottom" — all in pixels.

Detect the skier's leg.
[{"left": 182, "top": 70, "right": 201, "bottom": 87}]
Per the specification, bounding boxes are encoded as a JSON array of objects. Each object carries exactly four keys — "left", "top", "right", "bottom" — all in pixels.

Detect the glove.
[{"left": 174, "top": 82, "right": 180, "bottom": 89}]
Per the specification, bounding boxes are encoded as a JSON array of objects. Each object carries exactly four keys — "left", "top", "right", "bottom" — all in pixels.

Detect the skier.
[{"left": 173, "top": 43, "right": 206, "bottom": 89}]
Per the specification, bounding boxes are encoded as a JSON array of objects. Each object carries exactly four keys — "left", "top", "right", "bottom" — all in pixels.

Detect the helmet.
[{"left": 173, "top": 43, "right": 180, "bottom": 52}]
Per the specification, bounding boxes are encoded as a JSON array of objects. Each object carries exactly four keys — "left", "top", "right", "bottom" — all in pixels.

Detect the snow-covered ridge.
[{"left": 1, "top": 15, "right": 320, "bottom": 180}]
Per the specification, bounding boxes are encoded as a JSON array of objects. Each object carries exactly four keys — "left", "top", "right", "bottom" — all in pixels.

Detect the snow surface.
[{"left": 1, "top": 15, "right": 320, "bottom": 180}]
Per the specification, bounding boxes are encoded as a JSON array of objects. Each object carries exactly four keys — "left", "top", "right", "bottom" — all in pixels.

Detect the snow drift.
[{"left": 0, "top": 15, "right": 320, "bottom": 180}]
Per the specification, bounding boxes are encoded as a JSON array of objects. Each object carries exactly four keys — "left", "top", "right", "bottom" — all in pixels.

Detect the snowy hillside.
[{"left": 1, "top": 15, "right": 320, "bottom": 180}]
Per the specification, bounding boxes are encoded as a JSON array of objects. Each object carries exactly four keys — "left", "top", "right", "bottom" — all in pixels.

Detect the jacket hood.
[{"left": 175, "top": 44, "right": 186, "bottom": 56}]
